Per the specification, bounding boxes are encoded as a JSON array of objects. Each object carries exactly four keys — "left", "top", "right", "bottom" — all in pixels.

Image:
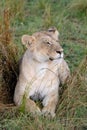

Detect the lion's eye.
[{"left": 46, "top": 42, "right": 51, "bottom": 45}]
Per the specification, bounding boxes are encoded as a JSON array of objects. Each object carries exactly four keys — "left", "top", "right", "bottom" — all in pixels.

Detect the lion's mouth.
[{"left": 49, "top": 56, "right": 62, "bottom": 61}]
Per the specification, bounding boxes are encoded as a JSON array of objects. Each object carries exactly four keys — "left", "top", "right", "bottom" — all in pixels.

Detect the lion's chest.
[{"left": 25, "top": 60, "right": 60, "bottom": 101}]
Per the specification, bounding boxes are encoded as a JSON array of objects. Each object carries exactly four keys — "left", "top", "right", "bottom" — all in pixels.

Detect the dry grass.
[
  {"left": 3, "top": 0, "right": 26, "bottom": 21},
  {"left": 0, "top": 8, "right": 11, "bottom": 45},
  {"left": 0, "top": 1, "right": 20, "bottom": 104},
  {"left": 0, "top": 42, "right": 18, "bottom": 104},
  {"left": 0, "top": 0, "right": 26, "bottom": 104},
  {"left": 56, "top": 56, "right": 87, "bottom": 126}
]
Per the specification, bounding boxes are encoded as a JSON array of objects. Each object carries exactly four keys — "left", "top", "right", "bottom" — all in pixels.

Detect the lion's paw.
[{"left": 42, "top": 107, "right": 55, "bottom": 118}]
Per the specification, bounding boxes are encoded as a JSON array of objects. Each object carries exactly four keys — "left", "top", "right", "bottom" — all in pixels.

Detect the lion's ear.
[
  {"left": 48, "top": 27, "right": 57, "bottom": 32},
  {"left": 48, "top": 27, "right": 59, "bottom": 41},
  {"left": 21, "top": 35, "right": 36, "bottom": 48}
]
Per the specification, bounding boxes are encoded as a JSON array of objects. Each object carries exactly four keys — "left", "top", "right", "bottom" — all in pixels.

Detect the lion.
[{"left": 14, "top": 27, "right": 70, "bottom": 117}]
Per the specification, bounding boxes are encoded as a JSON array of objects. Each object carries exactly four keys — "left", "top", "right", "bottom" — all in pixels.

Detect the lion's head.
[{"left": 22, "top": 27, "right": 63, "bottom": 62}]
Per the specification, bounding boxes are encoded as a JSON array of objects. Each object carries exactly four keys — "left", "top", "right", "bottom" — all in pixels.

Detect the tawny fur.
[{"left": 14, "top": 28, "right": 70, "bottom": 117}]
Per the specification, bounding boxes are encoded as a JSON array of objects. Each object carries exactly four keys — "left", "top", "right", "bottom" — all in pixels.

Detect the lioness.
[{"left": 14, "top": 27, "right": 70, "bottom": 117}]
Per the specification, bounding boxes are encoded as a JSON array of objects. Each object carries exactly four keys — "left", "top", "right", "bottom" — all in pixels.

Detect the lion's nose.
[
  {"left": 56, "top": 51, "right": 61, "bottom": 54},
  {"left": 56, "top": 49, "right": 63, "bottom": 54}
]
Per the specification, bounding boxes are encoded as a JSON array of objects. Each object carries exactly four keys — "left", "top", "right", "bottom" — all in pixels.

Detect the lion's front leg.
[
  {"left": 42, "top": 92, "right": 59, "bottom": 118},
  {"left": 14, "top": 78, "right": 27, "bottom": 106},
  {"left": 14, "top": 75, "right": 41, "bottom": 114}
]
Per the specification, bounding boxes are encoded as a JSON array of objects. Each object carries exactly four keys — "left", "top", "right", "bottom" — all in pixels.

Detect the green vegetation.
[{"left": 0, "top": 0, "right": 87, "bottom": 129}]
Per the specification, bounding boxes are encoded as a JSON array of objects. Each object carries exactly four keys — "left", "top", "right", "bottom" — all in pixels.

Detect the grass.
[{"left": 0, "top": 0, "right": 87, "bottom": 129}]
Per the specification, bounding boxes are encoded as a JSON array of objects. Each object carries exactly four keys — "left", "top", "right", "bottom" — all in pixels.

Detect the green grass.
[{"left": 0, "top": 0, "right": 87, "bottom": 129}]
